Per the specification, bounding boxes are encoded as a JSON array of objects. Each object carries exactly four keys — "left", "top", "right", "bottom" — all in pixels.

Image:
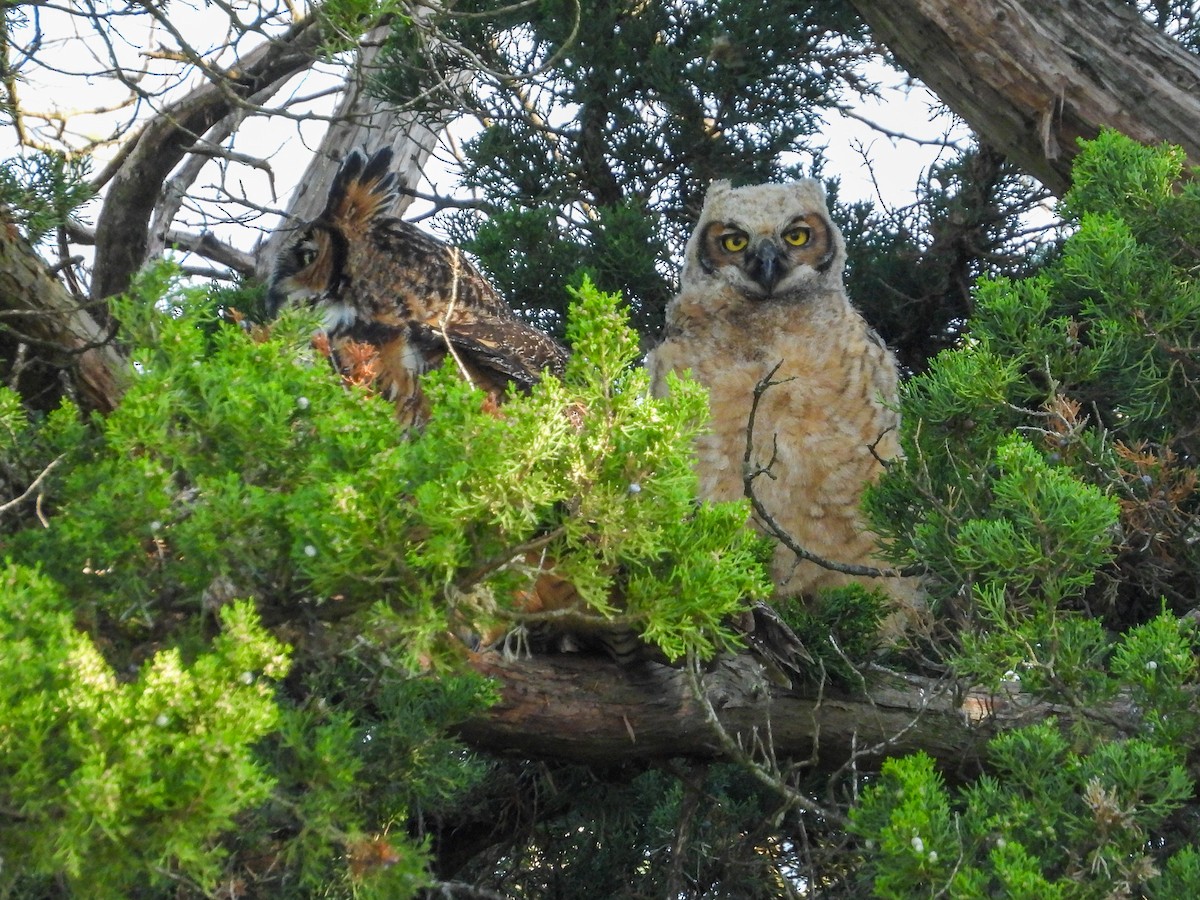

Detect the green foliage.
[
  {"left": 380, "top": 0, "right": 864, "bottom": 340},
  {"left": 943, "top": 435, "right": 1120, "bottom": 693},
  {"left": 841, "top": 144, "right": 1051, "bottom": 373},
  {"left": 1108, "top": 609, "right": 1200, "bottom": 745},
  {"left": 355, "top": 672, "right": 496, "bottom": 817},
  {"left": 869, "top": 426, "right": 1119, "bottom": 694},
  {"left": 849, "top": 753, "right": 961, "bottom": 898},
  {"left": 850, "top": 606, "right": 1200, "bottom": 897},
  {"left": 247, "top": 670, "right": 473, "bottom": 898},
  {"left": 464, "top": 200, "right": 669, "bottom": 340},
  {"left": 459, "top": 762, "right": 808, "bottom": 898},
  {"left": 8, "top": 264, "right": 399, "bottom": 632},
  {"left": 868, "top": 129, "right": 1200, "bottom": 628},
  {"left": 316, "top": 0, "right": 411, "bottom": 55},
  {"left": 0, "top": 384, "right": 86, "bottom": 537},
  {"left": 1153, "top": 847, "right": 1200, "bottom": 899},
  {"left": 954, "top": 435, "right": 1117, "bottom": 604},
  {"left": 0, "top": 265, "right": 477, "bottom": 895},
  {"left": 293, "top": 277, "right": 767, "bottom": 666},
  {"left": 0, "top": 151, "right": 95, "bottom": 244},
  {"left": 0, "top": 565, "right": 288, "bottom": 896},
  {"left": 774, "top": 583, "right": 886, "bottom": 682},
  {"left": 851, "top": 728, "right": 1193, "bottom": 898},
  {"left": 853, "top": 132, "right": 1200, "bottom": 897},
  {"left": 0, "top": 262, "right": 765, "bottom": 892},
  {"left": 976, "top": 132, "right": 1200, "bottom": 461}
]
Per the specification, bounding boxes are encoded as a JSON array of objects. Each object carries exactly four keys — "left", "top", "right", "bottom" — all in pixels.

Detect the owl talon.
[{"left": 501, "top": 625, "right": 532, "bottom": 661}]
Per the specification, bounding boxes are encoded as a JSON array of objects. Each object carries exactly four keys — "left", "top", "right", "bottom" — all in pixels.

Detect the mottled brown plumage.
[
  {"left": 266, "top": 148, "right": 567, "bottom": 425},
  {"left": 265, "top": 149, "right": 591, "bottom": 656},
  {"left": 647, "top": 180, "right": 921, "bottom": 619}
]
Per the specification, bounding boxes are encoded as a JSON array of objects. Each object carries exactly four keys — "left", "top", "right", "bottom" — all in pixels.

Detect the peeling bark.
[
  {"left": 0, "top": 212, "right": 126, "bottom": 413},
  {"left": 851, "top": 0, "right": 1200, "bottom": 194}
]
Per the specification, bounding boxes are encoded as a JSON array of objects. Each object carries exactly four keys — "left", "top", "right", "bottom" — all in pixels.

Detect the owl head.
[
  {"left": 681, "top": 179, "right": 845, "bottom": 300},
  {"left": 265, "top": 147, "right": 398, "bottom": 317}
]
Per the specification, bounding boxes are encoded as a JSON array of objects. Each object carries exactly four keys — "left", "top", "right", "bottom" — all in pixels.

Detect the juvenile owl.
[
  {"left": 647, "top": 179, "right": 918, "bottom": 612},
  {"left": 266, "top": 148, "right": 567, "bottom": 425}
]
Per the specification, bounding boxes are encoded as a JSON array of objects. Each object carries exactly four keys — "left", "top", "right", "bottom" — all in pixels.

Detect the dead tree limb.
[
  {"left": 0, "top": 211, "right": 126, "bottom": 412},
  {"left": 456, "top": 649, "right": 1134, "bottom": 775},
  {"left": 850, "top": 0, "right": 1200, "bottom": 194}
]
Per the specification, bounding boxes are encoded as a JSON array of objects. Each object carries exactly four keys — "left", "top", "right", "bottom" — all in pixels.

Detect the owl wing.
[{"left": 415, "top": 314, "right": 568, "bottom": 391}]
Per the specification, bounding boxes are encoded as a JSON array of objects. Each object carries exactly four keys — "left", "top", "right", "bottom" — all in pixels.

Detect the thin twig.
[
  {"left": 439, "top": 247, "right": 475, "bottom": 387},
  {"left": 0, "top": 453, "right": 65, "bottom": 521},
  {"left": 664, "top": 763, "right": 707, "bottom": 898},
  {"left": 826, "top": 653, "right": 956, "bottom": 787},
  {"left": 743, "top": 363, "right": 924, "bottom": 579},
  {"left": 454, "top": 524, "right": 568, "bottom": 594},
  {"left": 683, "top": 651, "right": 845, "bottom": 826}
]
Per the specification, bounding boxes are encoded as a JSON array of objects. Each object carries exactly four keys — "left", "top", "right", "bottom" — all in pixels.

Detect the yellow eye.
[
  {"left": 783, "top": 227, "right": 810, "bottom": 247},
  {"left": 721, "top": 232, "right": 749, "bottom": 253},
  {"left": 293, "top": 235, "right": 321, "bottom": 268}
]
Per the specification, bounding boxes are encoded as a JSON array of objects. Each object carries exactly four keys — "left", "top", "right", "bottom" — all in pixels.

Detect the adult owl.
[
  {"left": 647, "top": 179, "right": 918, "bottom": 614},
  {"left": 266, "top": 147, "right": 567, "bottom": 425},
  {"left": 265, "top": 148, "right": 591, "bottom": 653}
]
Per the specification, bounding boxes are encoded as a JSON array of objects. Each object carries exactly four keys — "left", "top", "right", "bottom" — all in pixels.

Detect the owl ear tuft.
[
  {"left": 706, "top": 179, "right": 734, "bottom": 199},
  {"left": 321, "top": 147, "right": 398, "bottom": 238},
  {"left": 796, "top": 177, "right": 828, "bottom": 205}
]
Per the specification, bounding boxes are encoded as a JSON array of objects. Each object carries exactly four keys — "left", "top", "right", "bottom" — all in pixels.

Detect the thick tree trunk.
[
  {"left": 850, "top": 0, "right": 1200, "bottom": 195},
  {"left": 0, "top": 211, "right": 126, "bottom": 413},
  {"left": 457, "top": 649, "right": 1133, "bottom": 774}
]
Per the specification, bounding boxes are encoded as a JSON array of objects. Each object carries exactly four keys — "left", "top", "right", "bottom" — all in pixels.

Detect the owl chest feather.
[{"left": 649, "top": 287, "right": 901, "bottom": 567}]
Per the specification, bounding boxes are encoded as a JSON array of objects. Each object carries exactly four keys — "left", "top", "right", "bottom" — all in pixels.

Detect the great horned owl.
[
  {"left": 266, "top": 148, "right": 567, "bottom": 425},
  {"left": 647, "top": 179, "right": 917, "bottom": 611},
  {"left": 265, "top": 149, "right": 591, "bottom": 654}
]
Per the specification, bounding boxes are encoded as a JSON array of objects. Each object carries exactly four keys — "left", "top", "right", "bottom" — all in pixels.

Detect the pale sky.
[{"left": 4, "top": 8, "right": 978, "bottom": 273}]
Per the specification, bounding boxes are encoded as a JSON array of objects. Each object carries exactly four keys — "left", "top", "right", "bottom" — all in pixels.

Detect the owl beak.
[{"left": 747, "top": 242, "right": 784, "bottom": 294}]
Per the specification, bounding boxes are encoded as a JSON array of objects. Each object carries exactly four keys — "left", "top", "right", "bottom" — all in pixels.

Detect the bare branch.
[
  {"left": 683, "top": 653, "right": 846, "bottom": 825},
  {"left": 0, "top": 453, "right": 65, "bottom": 520},
  {"left": 456, "top": 648, "right": 1141, "bottom": 777},
  {"left": 850, "top": 0, "right": 1200, "bottom": 195},
  {"left": 90, "top": 13, "right": 327, "bottom": 299}
]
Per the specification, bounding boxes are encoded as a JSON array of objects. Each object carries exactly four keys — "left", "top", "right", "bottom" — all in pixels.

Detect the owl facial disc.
[{"left": 682, "top": 178, "right": 846, "bottom": 304}]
